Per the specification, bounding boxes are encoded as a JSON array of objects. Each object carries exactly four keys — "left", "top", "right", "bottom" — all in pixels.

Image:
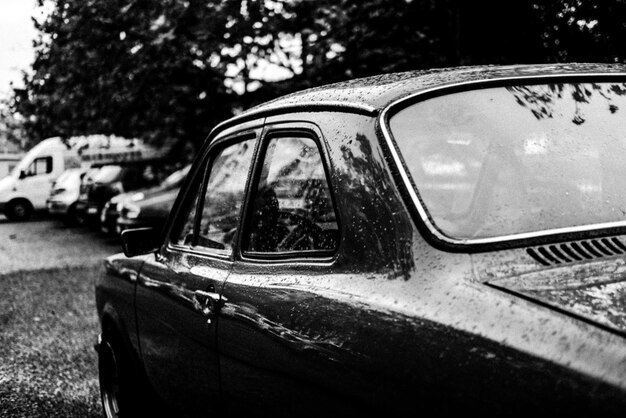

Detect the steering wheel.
[{"left": 277, "top": 211, "right": 323, "bottom": 251}]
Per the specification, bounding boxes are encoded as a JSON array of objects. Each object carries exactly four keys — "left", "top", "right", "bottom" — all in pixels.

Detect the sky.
[
  {"left": 0, "top": 0, "right": 41, "bottom": 96},
  {"left": 0, "top": 1, "right": 290, "bottom": 98}
]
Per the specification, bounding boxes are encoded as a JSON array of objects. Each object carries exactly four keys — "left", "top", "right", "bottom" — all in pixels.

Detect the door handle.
[
  {"left": 195, "top": 290, "right": 221, "bottom": 305},
  {"left": 193, "top": 290, "right": 226, "bottom": 324}
]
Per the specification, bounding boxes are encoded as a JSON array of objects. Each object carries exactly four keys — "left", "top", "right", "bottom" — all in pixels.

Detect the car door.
[
  {"left": 217, "top": 122, "right": 360, "bottom": 415},
  {"left": 135, "top": 130, "right": 258, "bottom": 417}
]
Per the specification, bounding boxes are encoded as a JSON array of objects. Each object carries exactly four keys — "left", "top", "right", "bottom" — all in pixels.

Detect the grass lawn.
[{"left": 0, "top": 265, "right": 103, "bottom": 418}]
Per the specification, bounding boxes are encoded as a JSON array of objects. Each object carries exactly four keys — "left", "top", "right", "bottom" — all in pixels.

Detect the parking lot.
[
  {"left": 0, "top": 215, "right": 119, "bottom": 417},
  {"left": 0, "top": 215, "right": 119, "bottom": 274}
]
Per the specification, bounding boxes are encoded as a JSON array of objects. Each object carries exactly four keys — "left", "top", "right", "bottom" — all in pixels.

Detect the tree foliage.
[
  {"left": 0, "top": 99, "right": 26, "bottom": 150},
  {"left": 10, "top": 0, "right": 626, "bottom": 156}
]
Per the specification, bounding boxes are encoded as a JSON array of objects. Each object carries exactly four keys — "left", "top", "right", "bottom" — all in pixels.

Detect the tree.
[
  {"left": 13, "top": 0, "right": 232, "bottom": 158},
  {"left": 12, "top": 0, "right": 626, "bottom": 155},
  {"left": 0, "top": 99, "right": 26, "bottom": 151},
  {"left": 536, "top": 0, "right": 626, "bottom": 63}
]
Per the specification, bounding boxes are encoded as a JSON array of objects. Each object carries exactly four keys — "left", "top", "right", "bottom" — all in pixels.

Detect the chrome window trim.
[
  {"left": 238, "top": 124, "right": 342, "bottom": 263},
  {"left": 211, "top": 101, "right": 377, "bottom": 138},
  {"left": 239, "top": 251, "right": 337, "bottom": 266},
  {"left": 162, "top": 131, "right": 260, "bottom": 261},
  {"left": 379, "top": 72, "right": 626, "bottom": 247},
  {"left": 252, "top": 100, "right": 377, "bottom": 115},
  {"left": 166, "top": 242, "right": 232, "bottom": 262}
]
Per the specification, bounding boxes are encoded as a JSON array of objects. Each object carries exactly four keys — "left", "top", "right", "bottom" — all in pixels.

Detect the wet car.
[
  {"left": 115, "top": 164, "right": 191, "bottom": 235},
  {"left": 95, "top": 64, "right": 626, "bottom": 417}
]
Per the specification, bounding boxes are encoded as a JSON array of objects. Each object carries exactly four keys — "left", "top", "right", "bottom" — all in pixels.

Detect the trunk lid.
[{"left": 485, "top": 256, "right": 626, "bottom": 335}]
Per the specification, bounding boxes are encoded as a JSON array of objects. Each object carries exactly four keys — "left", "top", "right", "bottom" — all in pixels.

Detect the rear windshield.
[{"left": 389, "top": 81, "right": 626, "bottom": 240}]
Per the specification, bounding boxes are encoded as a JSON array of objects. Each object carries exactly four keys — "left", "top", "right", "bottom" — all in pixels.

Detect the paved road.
[{"left": 0, "top": 214, "right": 120, "bottom": 275}]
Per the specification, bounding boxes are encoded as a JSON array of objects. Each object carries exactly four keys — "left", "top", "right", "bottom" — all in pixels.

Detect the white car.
[{"left": 46, "top": 168, "right": 88, "bottom": 224}]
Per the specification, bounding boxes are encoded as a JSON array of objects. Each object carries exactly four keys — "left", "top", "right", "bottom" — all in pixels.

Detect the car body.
[
  {"left": 73, "top": 167, "right": 100, "bottom": 223},
  {"left": 76, "top": 162, "right": 163, "bottom": 225},
  {"left": 0, "top": 138, "right": 72, "bottom": 220},
  {"left": 115, "top": 164, "right": 191, "bottom": 235},
  {"left": 95, "top": 64, "right": 626, "bottom": 417},
  {"left": 46, "top": 167, "right": 86, "bottom": 223}
]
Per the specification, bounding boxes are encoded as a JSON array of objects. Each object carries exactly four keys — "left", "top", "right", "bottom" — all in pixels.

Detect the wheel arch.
[
  {"left": 4, "top": 197, "right": 34, "bottom": 220},
  {"left": 99, "top": 303, "right": 150, "bottom": 384},
  {"left": 98, "top": 302, "right": 165, "bottom": 413},
  {"left": 7, "top": 197, "right": 33, "bottom": 211},
  {"left": 99, "top": 303, "right": 136, "bottom": 358}
]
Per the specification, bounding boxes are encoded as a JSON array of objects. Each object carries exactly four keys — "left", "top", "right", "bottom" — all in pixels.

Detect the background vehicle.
[
  {"left": 0, "top": 137, "right": 75, "bottom": 220},
  {"left": 46, "top": 167, "right": 85, "bottom": 225},
  {"left": 100, "top": 192, "right": 131, "bottom": 235},
  {"left": 0, "top": 135, "right": 163, "bottom": 221},
  {"left": 95, "top": 65, "right": 626, "bottom": 417},
  {"left": 71, "top": 166, "right": 101, "bottom": 223},
  {"left": 115, "top": 164, "right": 191, "bottom": 235},
  {"left": 76, "top": 162, "right": 166, "bottom": 226}
]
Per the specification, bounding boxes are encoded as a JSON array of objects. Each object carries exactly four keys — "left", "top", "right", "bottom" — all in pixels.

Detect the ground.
[
  {"left": 0, "top": 214, "right": 119, "bottom": 417},
  {"left": 0, "top": 215, "right": 118, "bottom": 274}
]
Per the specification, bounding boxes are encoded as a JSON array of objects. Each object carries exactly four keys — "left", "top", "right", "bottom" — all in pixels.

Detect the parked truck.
[{"left": 0, "top": 135, "right": 164, "bottom": 221}]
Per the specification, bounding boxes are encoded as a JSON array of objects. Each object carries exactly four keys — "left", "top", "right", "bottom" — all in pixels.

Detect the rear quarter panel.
[
  {"left": 218, "top": 110, "right": 626, "bottom": 415},
  {"left": 96, "top": 253, "right": 150, "bottom": 359}
]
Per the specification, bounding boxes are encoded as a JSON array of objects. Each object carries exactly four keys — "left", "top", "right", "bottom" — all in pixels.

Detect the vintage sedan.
[{"left": 95, "top": 64, "right": 626, "bottom": 417}]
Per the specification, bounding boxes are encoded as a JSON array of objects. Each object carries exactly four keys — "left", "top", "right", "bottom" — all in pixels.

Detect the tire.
[
  {"left": 98, "top": 330, "right": 169, "bottom": 418},
  {"left": 63, "top": 203, "right": 78, "bottom": 226},
  {"left": 6, "top": 200, "right": 32, "bottom": 221},
  {"left": 98, "top": 332, "right": 141, "bottom": 418},
  {"left": 75, "top": 208, "right": 87, "bottom": 226}
]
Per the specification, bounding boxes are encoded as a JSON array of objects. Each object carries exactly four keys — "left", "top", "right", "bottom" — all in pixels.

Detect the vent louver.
[{"left": 526, "top": 237, "right": 626, "bottom": 266}]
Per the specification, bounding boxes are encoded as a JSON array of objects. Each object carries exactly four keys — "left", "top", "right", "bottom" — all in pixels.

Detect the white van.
[
  {"left": 0, "top": 135, "right": 163, "bottom": 220},
  {"left": 0, "top": 137, "right": 79, "bottom": 220}
]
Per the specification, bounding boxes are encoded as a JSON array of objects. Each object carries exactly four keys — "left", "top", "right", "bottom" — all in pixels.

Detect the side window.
[
  {"left": 25, "top": 156, "right": 53, "bottom": 177},
  {"left": 172, "top": 138, "right": 256, "bottom": 255},
  {"left": 243, "top": 135, "right": 339, "bottom": 254}
]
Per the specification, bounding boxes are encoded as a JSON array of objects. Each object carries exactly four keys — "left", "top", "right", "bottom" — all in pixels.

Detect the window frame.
[
  {"left": 380, "top": 73, "right": 626, "bottom": 252},
  {"left": 26, "top": 156, "right": 53, "bottom": 177},
  {"left": 239, "top": 124, "right": 342, "bottom": 262},
  {"left": 166, "top": 131, "right": 259, "bottom": 260}
]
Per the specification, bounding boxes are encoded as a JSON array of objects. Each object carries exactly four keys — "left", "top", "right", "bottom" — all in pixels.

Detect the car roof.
[{"left": 217, "top": 63, "right": 626, "bottom": 133}]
